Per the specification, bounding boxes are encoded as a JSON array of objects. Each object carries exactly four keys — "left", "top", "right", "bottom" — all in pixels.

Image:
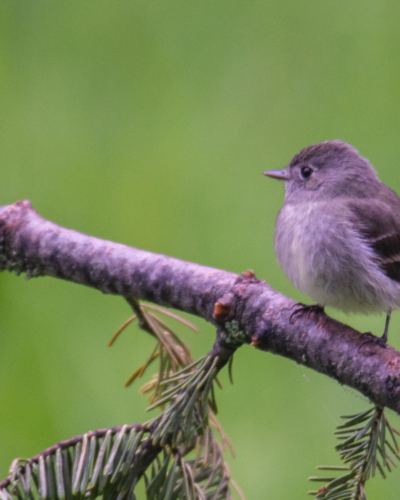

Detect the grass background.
[{"left": 1, "top": 1, "right": 400, "bottom": 498}]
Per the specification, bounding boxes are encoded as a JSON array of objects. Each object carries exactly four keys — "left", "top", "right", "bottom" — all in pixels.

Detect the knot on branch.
[{"left": 213, "top": 270, "right": 263, "bottom": 341}]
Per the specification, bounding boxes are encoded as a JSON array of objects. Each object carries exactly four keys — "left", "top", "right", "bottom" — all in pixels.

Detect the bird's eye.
[{"left": 300, "top": 165, "right": 313, "bottom": 179}]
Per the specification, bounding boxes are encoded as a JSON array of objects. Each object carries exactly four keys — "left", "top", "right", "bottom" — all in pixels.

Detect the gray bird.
[{"left": 264, "top": 140, "right": 400, "bottom": 345}]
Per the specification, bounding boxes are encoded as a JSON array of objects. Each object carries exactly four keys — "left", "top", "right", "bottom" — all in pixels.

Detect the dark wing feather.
[{"left": 348, "top": 189, "right": 400, "bottom": 283}]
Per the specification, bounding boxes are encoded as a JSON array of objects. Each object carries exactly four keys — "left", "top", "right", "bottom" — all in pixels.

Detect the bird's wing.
[{"left": 348, "top": 191, "right": 400, "bottom": 283}]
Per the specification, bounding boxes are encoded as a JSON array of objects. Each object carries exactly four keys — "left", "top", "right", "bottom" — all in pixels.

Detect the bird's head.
[{"left": 264, "top": 140, "right": 379, "bottom": 203}]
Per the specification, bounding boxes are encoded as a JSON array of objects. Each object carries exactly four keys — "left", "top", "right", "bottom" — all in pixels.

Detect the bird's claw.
[
  {"left": 358, "top": 332, "right": 387, "bottom": 352},
  {"left": 289, "top": 303, "right": 325, "bottom": 323}
]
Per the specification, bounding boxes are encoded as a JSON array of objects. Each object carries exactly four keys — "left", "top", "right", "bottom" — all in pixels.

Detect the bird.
[{"left": 264, "top": 140, "right": 400, "bottom": 346}]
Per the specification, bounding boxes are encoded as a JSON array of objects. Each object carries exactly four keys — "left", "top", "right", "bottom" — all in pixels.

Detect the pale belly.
[{"left": 274, "top": 202, "right": 400, "bottom": 313}]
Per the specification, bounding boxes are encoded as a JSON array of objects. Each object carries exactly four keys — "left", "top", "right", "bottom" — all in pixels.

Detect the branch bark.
[{"left": 1, "top": 201, "right": 400, "bottom": 413}]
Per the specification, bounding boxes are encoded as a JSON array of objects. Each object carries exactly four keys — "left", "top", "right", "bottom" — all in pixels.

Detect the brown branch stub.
[
  {"left": 241, "top": 269, "right": 256, "bottom": 279},
  {"left": 1, "top": 201, "right": 400, "bottom": 413},
  {"left": 214, "top": 295, "right": 233, "bottom": 323}
]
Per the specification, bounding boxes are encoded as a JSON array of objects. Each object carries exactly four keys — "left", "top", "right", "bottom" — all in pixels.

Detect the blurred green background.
[{"left": 1, "top": 0, "right": 400, "bottom": 498}]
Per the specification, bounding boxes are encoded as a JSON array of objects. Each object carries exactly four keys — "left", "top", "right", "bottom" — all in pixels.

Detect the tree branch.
[{"left": 1, "top": 201, "right": 400, "bottom": 413}]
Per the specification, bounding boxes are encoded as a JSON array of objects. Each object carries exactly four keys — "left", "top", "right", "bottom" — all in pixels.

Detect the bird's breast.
[
  {"left": 275, "top": 204, "right": 311, "bottom": 287},
  {"left": 274, "top": 202, "right": 344, "bottom": 305}
]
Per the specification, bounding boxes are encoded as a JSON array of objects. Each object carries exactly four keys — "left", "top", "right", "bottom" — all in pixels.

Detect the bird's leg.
[
  {"left": 289, "top": 303, "right": 325, "bottom": 323},
  {"left": 359, "top": 310, "right": 391, "bottom": 350},
  {"left": 381, "top": 309, "right": 391, "bottom": 343}
]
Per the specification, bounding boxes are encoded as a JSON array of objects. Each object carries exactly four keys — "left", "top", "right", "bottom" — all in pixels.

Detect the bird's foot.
[
  {"left": 290, "top": 303, "right": 325, "bottom": 323},
  {"left": 358, "top": 332, "right": 388, "bottom": 352}
]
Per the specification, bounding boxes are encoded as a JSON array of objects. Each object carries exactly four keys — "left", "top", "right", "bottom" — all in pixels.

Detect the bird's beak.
[{"left": 263, "top": 169, "right": 290, "bottom": 181}]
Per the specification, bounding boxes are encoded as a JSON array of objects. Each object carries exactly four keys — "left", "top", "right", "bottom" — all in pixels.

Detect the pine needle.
[{"left": 108, "top": 315, "right": 137, "bottom": 347}]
